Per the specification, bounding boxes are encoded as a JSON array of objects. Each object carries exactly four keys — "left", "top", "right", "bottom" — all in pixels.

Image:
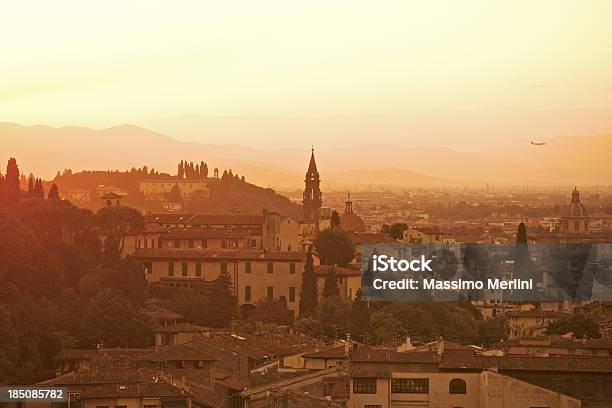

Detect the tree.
[
  {"left": 48, "top": 183, "right": 59, "bottom": 199},
  {"left": 205, "top": 270, "right": 235, "bottom": 327},
  {"left": 3, "top": 158, "right": 21, "bottom": 205},
  {"left": 330, "top": 210, "right": 341, "bottom": 228},
  {"left": 33, "top": 178, "right": 44, "bottom": 198},
  {"left": 178, "top": 161, "right": 185, "bottom": 179},
  {"left": 102, "top": 233, "right": 120, "bottom": 266},
  {"left": 513, "top": 222, "right": 533, "bottom": 283},
  {"left": 248, "top": 298, "right": 294, "bottom": 326},
  {"left": 350, "top": 290, "right": 370, "bottom": 342},
  {"left": 95, "top": 206, "right": 144, "bottom": 256},
  {"left": 381, "top": 223, "right": 408, "bottom": 240},
  {"left": 313, "top": 228, "right": 355, "bottom": 266},
  {"left": 168, "top": 184, "right": 182, "bottom": 201},
  {"left": 27, "top": 176, "right": 34, "bottom": 197},
  {"left": 299, "top": 248, "right": 317, "bottom": 316},
  {"left": 322, "top": 267, "right": 340, "bottom": 299},
  {"left": 546, "top": 314, "right": 601, "bottom": 339},
  {"left": 78, "top": 289, "right": 153, "bottom": 348},
  {"left": 370, "top": 311, "right": 404, "bottom": 344}
]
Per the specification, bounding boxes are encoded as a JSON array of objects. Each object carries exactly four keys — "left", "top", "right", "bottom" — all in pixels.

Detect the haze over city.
[{"left": 2, "top": 1, "right": 612, "bottom": 152}]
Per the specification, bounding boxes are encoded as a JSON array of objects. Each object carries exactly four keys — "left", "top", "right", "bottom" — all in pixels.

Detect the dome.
[
  {"left": 340, "top": 213, "right": 367, "bottom": 232},
  {"left": 560, "top": 187, "right": 588, "bottom": 218}
]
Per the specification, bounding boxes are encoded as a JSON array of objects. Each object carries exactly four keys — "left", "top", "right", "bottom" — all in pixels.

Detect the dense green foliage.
[
  {"left": 546, "top": 314, "right": 601, "bottom": 339},
  {"left": 313, "top": 228, "right": 355, "bottom": 266},
  {"left": 0, "top": 198, "right": 152, "bottom": 385}
]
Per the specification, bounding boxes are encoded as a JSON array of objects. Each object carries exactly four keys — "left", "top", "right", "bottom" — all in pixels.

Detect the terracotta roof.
[
  {"left": 146, "top": 213, "right": 196, "bottom": 224},
  {"left": 141, "top": 344, "right": 220, "bottom": 362},
  {"left": 439, "top": 349, "right": 612, "bottom": 372},
  {"left": 161, "top": 228, "right": 262, "bottom": 240},
  {"left": 348, "top": 232, "right": 392, "bottom": 244},
  {"left": 154, "top": 323, "right": 211, "bottom": 334},
  {"left": 350, "top": 348, "right": 439, "bottom": 364},
  {"left": 188, "top": 214, "right": 264, "bottom": 226},
  {"left": 40, "top": 368, "right": 160, "bottom": 386},
  {"left": 303, "top": 346, "right": 347, "bottom": 359},
  {"left": 53, "top": 349, "right": 98, "bottom": 361},
  {"left": 100, "top": 192, "right": 123, "bottom": 199},
  {"left": 133, "top": 248, "right": 305, "bottom": 261},
  {"left": 506, "top": 310, "right": 565, "bottom": 318},
  {"left": 214, "top": 368, "right": 250, "bottom": 390},
  {"left": 314, "top": 265, "right": 360, "bottom": 277},
  {"left": 188, "top": 333, "right": 317, "bottom": 361},
  {"left": 340, "top": 213, "right": 366, "bottom": 232},
  {"left": 146, "top": 308, "right": 184, "bottom": 321},
  {"left": 78, "top": 382, "right": 190, "bottom": 399}
]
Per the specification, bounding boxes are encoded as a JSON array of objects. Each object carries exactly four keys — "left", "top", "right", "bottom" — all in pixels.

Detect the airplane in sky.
[{"left": 530, "top": 141, "right": 547, "bottom": 146}]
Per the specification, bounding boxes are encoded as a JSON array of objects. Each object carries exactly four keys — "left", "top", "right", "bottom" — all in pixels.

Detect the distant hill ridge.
[{"left": 1, "top": 122, "right": 610, "bottom": 188}]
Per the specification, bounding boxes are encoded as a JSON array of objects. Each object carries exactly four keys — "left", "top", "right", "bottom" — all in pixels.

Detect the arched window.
[{"left": 449, "top": 378, "right": 466, "bottom": 394}]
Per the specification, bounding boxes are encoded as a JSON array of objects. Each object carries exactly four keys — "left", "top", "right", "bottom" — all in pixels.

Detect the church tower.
[{"left": 303, "top": 148, "right": 322, "bottom": 224}]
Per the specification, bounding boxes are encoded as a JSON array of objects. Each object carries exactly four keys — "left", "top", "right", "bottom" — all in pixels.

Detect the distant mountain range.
[{"left": 1, "top": 122, "right": 610, "bottom": 190}]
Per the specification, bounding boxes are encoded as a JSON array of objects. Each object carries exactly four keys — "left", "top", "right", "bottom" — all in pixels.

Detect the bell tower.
[{"left": 303, "top": 148, "right": 322, "bottom": 225}]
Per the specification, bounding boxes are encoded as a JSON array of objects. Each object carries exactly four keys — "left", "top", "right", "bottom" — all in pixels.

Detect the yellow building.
[
  {"left": 348, "top": 347, "right": 582, "bottom": 408},
  {"left": 133, "top": 249, "right": 305, "bottom": 315},
  {"left": 140, "top": 179, "right": 210, "bottom": 200},
  {"left": 315, "top": 265, "right": 361, "bottom": 302}
]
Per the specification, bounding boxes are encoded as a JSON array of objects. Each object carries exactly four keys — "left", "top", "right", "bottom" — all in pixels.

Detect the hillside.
[
  {"left": 2, "top": 122, "right": 611, "bottom": 188},
  {"left": 48, "top": 167, "right": 302, "bottom": 218}
]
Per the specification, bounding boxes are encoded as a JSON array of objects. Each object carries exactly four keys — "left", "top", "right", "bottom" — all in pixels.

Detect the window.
[
  {"left": 250, "top": 239, "right": 257, "bottom": 248},
  {"left": 143, "top": 239, "right": 147, "bottom": 249},
  {"left": 449, "top": 378, "right": 466, "bottom": 394},
  {"left": 245, "top": 286, "right": 251, "bottom": 302},
  {"left": 392, "top": 378, "right": 429, "bottom": 394},
  {"left": 168, "top": 262, "right": 174, "bottom": 276},
  {"left": 559, "top": 379, "right": 574, "bottom": 396},
  {"left": 174, "top": 239, "right": 180, "bottom": 248},
  {"left": 267, "top": 286, "right": 274, "bottom": 299},
  {"left": 182, "top": 262, "right": 188, "bottom": 277},
  {"left": 189, "top": 239, "right": 194, "bottom": 248},
  {"left": 245, "top": 262, "right": 251, "bottom": 273},
  {"left": 221, "top": 263, "right": 228, "bottom": 274},
  {"left": 353, "top": 378, "right": 376, "bottom": 394},
  {"left": 580, "top": 380, "right": 596, "bottom": 398},
  {"left": 604, "top": 381, "right": 612, "bottom": 398},
  {"left": 289, "top": 263, "right": 296, "bottom": 274},
  {"left": 202, "top": 239, "right": 207, "bottom": 248},
  {"left": 195, "top": 262, "right": 202, "bottom": 277},
  {"left": 289, "top": 287, "right": 295, "bottom": 302},
  {"left": 267, "top": 262, "right": 274, "bottom": 273}
]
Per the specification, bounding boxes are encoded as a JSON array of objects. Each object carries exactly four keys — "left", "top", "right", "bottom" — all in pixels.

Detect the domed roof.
[
  {"left": 340, "top": 213, "right": 367, "bottom": 232},
  {"left": 340, "top": 192, "right": 367, "bottom": 232},
  {"left": 560, "top": 187, "right": 588, "bottom": 218}
]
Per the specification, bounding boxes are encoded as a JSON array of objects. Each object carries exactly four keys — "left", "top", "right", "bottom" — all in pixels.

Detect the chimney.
[{"left": 436, "top": 337, "right": 445, "bottom": 356}]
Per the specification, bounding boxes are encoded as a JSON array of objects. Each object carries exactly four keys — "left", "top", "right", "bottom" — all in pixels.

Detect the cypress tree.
[
  {"left": 350, "top": 289, "right": 370, "bottom": 342},
  {"left": 33, "top": 178, "right": 44, "bottom": 198},
  {"left": 27, "top": 176, "right": 34, "bottom": 197},
  {"left": 48, "top": 183, "right": 60, "bottom": 199},
  {"left": 206, "top": 270, "right": 235, "bottom": 327},
  {"left": 4, "top": 158, "right": 20, "bottom": 205},
  {"left": 330, "top": 210, "right": 341, "bottom": 228},
  {"left": 299, "top": 247, "right": 318, "bottom": 316},
  {"left": 323, "top": 266, "right": 340, "bottom": 299}
]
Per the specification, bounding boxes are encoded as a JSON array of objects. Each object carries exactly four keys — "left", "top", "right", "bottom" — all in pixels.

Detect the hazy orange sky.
[{"left": 2, "top": 1, "right": 612, "bottom": 149}]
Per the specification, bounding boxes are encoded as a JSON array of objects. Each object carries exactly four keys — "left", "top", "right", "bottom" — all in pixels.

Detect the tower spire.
[{"left": 303, "top": 148, "right": 322, "bottom": 226}]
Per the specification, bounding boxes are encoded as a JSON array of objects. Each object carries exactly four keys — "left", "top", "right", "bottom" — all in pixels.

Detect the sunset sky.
[{"left": 2, "top": 1, "right": 612, "bottom": 148}]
